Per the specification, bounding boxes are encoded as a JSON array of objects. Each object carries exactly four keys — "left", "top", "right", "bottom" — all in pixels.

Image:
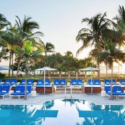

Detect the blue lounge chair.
[
  {"left": 54, "top": 79, "right": 60, "bottom": 85},
  {"left": 54, "top": 79, "right": 66, "bottom": 85},
  {"left": 71, "top": 79, "right": 77, "bottom": 85},
  {"left": 77, "top": 79, "right": 83, "bottom": 85},
  {"left": 0, "top": 79, "right": 2, "bottom": 85},
  {"left": 71, "top": 79, "right": 82, "bottom": 85},
  {"left": 2, "top": 79, "right": 11, "bottom": 86},
  {"left": 11, "top": 86, "right": 32, "bottom": 98},
  {"left": 10, "top": 79, "right": 17, "bottom": 86},
  {"left": 119, "top": 79, "right": 125, "bottom": 85},
  {"left": 104, "top": 79, "right": 117, "bottom": 85},
  {"left": 0, "top": 86, "right": 10, "bottom": 98},
  {"left": 88, "top": 79, "right": 94, "bottom": 85},
  {"left": 60, "top": 79, "right": 66, "bottom": 85},
  {"left": 19, "top": 79, "right": 34, "bottom": 86},
  {"left": 105, "top": 86, "right": 117, "bottom": 95},
  {"left": 27, "top": 79, "right": 34, "bottom": 85},
  {"left": 93, "top": 79, "right": 101, "bottom": 85},
  {"left": 113, "top": 86, "right": 125, "bottom": 96},
  {"left": 105, "top": 86, "right": 125, "bottom": 97},
  {"left": 36, "top": 79, "right": 44, "bottom": 85},
  {"left": 45, "top": 79, "right": 50, "bottom": 85}
]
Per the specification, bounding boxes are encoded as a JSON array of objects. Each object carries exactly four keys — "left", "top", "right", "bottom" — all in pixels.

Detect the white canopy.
[
  {"left": 80, "top": 67, "right": 100, "bottom": 71},
  {"left": 36, "top": 67, "right": 56, "bottom": 71}
]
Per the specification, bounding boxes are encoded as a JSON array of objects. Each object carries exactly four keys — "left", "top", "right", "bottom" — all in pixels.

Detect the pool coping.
[{"left": 0, "top": 93, "right": 125, "bottom": 105}]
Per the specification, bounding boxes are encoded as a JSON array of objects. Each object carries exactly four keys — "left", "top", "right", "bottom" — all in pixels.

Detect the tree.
[
  {"left": 13, "top": 40, "right": 43, "bottom": 99},
  {"left": 14, "top": 16, "right": 43, "bottom": 78},
  {"left": 76, "top": 12, "right": 110, "bottom": 78},
  {"left": 41, "top": 42, "right": 55, "bottom": 56},
  {"left": 97, "top": 40, "right": 125, "bottom": 100}
]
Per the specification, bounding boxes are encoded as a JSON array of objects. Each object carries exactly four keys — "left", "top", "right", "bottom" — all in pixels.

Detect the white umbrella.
[
  {"left": 36, "top": 67, "right": 57, "bottom": 93},
  {"left": 80, "top": 67, "right": 100, "bottom": 93}
]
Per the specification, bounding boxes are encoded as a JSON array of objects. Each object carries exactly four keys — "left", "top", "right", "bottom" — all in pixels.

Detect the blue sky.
[{"left": 1, "top": 0, "right": 125, "bottom": 65}]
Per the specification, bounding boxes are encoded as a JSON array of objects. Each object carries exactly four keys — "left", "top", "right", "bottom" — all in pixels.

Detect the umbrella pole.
[{"left": 44, "top": 68, "right": 45, "bottom": 94}]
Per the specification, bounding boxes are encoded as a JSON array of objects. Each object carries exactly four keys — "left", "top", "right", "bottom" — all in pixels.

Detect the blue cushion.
[{"left": 88, "top": 79, "right": 94, "bottom": 85}]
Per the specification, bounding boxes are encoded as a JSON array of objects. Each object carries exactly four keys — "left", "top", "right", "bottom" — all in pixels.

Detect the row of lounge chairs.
[{"left": 1, "top": 78, "right": 125, "bottom": 86}]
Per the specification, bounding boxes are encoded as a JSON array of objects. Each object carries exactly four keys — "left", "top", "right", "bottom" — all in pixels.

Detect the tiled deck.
[{"left": 0, "top": 93, "right": 125, "bottom": 105}]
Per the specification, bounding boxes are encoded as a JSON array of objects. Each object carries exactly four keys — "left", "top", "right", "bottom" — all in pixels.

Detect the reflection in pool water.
[{"left": 0, "top": 99, "right": 125, "bottom": 125}]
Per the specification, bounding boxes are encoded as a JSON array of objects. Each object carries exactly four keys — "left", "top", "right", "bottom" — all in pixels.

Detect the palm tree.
[
  {"left": 76, "top": 12, "right": 110, "bottom": 78},
  {"left": 13, "top": 40, "right": 43, "bottom": 99},
  {"left": 0, "top": 13, "right": 8, "bottom": 31},
  {"left": 42, "top": 42, "right": 55, "bottom": 56},
  {"left": 14, "top": 16, "right": 44, "bottom": 78},
  {"left": 97, "top": 40, "right": 125, "bottom": 100},
  {"left": 114, "top": 5, "right": 125, "bottom": 23}
]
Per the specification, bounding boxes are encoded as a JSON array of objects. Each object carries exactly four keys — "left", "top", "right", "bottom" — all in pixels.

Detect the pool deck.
[{"left": 0, "top": 94, "right": 125, "bottom": 105}]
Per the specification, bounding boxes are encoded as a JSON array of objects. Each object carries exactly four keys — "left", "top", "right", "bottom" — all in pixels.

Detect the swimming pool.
[{"left": 0, "top": 99, "right": 125, "bottom": 125}]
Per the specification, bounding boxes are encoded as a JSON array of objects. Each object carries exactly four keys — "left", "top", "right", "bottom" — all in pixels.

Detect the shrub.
[{"left": 0, "top": 73, "right": 5, "bottom": 79}]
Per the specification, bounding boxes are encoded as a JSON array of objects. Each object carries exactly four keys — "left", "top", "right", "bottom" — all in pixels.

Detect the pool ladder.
[{"left": 65, "top": 85, "right": 72, "bottom": 99}]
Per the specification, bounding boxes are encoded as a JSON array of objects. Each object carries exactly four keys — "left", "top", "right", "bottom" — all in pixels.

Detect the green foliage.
[{"left": 0, "top": 73, "right": 5, "bottom": 79}]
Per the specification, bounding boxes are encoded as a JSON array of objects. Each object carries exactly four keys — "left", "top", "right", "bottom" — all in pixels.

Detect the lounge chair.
[
  {"left": 88, "top": 79, "right": 94, "bottom": 85},
  {"left": 11, "top": 86, "right": 32, "bottom": 98},
  {"left": 105, "top": 86, "right": 117, "bottom": 96},
  {"left": 54, "top": 79, "right": 60, "bottom": 85},
  {"left": 36, "top": 79, "right": 44, "bottom": 85},
  {"left": 2, "top": 79, "right": 11, "bottom": 86},
  {"left": 71, "top": 79, "right": 83, "bottom": 86},
  {"left": 54, "top": 79, "right": 66, "bottom": 85},
  {"left": 113, "top": 86, "right": 125, "bottom": 96},
  {"left": 71, "top": 79, "right": 77, "bottom": 85},
  {"left": 104, "top": 79, "right": 117, "bottom": 85},
  {"left": 0, "top": 79, "right": 2, "bottom": 85},
  {"left": 19, "top": 79, "right": 34, "bottom": 86},
  {"left": 10, "top": 79, "right": 17, "bottom": 86},
  {"left": 45, "top": 79, "right": 50, "bottom": 85},
  {"left": 85, "top": 79, "right": 101, "bottom": 93},
  {"left": 77, "top": 79, "right": 83, "bottom": 85},
  {"left": 119, "top": 79, "right": 125, "bottom": 85},
  {"left": 60, "top": 79, "right": 66, "bottom": 85},
  {"left": 0, "top": 86, "right": 10, "bottom": 98},
  {"left": 105, "top": 86, "right": 125, "bottom": 96},
  {"left": 93, "top": 79, "right": 101, "bottom": 85}
]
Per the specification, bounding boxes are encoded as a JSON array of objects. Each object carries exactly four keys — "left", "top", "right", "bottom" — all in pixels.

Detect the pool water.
[{"left": 0, "top": 99, "right": 125, "bottom": 125}]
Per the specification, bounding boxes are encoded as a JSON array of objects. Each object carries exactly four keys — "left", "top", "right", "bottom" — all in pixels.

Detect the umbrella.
[
  {"left": 80, "top": 67, "right": 100, "bottom": 93},
  {"left": 36, "top": 67, "right": 57, "bottom": 93}
]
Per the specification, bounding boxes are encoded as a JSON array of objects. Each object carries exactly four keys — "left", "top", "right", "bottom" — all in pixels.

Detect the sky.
[{"left": 1, "top": 0, "right": 125, "bottom": 66}]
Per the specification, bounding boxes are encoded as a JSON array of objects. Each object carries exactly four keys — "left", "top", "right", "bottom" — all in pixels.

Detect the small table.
[
  {"left": 31, "top": 91, "right": 37, "bottom": 97},
  {"left": 101, "top": 91, "right": 106, "bottom": 96},
  {"left": 9, "top": 90, "right": 14, "bottom": 97}
]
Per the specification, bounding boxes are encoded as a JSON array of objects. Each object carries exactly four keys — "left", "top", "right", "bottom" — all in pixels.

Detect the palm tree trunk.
[
  {"left": 76, "top": 71, "right": 78, "bottom": 79},
  {"left": 85, "top": 72, "right": 87, "bottom": 82},
  {"left": 106, "top": 63, "right": 107, "bottom": 78},
  {"left": 118, "top": 64, "right": 120, "bottom": 79},
  {"left": 59, "top": 71, "right": 61, "bottom": 79},
  {"left": 16, "top": 59, "right": 21, "bottom": 79},
  {"left": 97, "top": 63, "right": 100, "bottom": 78},
  {"left": 11, "top": 53, "right": 14, "bottom": 77},
  {"left": 110, "top": 63, "right": 113, "bottom": 100},
  {"left": 34, "top": 70, "right": 36, "bottom": 76},
  {"left": 24, "top": 59, "right": 27, "bottom": 100},
  {"left": 8, "top": 52, "right": 11, "bottom": 77},
  {"left": 68, "top": 71, "right": 70, "bottom": 81}
]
